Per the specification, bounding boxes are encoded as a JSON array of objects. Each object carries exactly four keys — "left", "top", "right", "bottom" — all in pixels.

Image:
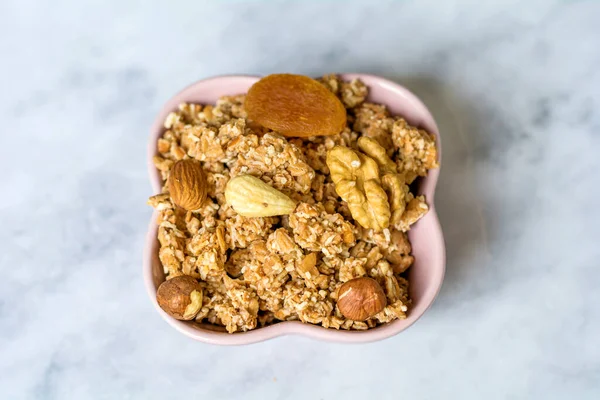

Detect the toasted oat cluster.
[{"left": 148, "top": 75, "right": 438, "bottom": 333}]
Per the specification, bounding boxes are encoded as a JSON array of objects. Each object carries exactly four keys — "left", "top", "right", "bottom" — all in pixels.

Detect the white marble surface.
[{"left": 1, "top": 0, "right": 599, "bottom": 398}]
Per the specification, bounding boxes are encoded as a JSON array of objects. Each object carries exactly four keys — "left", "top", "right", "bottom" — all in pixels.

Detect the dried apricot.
[{"left": 245, "top": 74, "right": 347, "bottom": 137}]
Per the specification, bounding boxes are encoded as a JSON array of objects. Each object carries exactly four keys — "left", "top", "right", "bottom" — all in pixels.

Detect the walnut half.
[
  {"left": 358, "top": 137, "right": 410, "bottom": 227},
  {"left": 327, "top": 138, "right": 430, "bottom": 232},
  {"left": 326, "top": 146, "right": 390, "bottom": 231}
]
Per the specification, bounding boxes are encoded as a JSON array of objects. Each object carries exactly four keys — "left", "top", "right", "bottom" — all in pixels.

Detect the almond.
[
  {"left": 225, "top": 175, "right": 296, "bottom": 217},
  {"left": 168, "top": 159, "right": 207, "bottom": 211}
]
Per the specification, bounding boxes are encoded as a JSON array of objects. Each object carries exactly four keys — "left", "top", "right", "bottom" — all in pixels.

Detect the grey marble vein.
[{"left": 0, "top": 0, "right": 599, "bottom": 399}]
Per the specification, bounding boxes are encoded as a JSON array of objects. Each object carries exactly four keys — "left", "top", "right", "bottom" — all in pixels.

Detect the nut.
[
  {"left": 168, "top": 159, "right": 207, "bottom": 211},
  {"left": 326, "top": 146, "right": 390, "bottom": 231},
  {"left": 337, "top": 277, "right": 387, "bottom": 321},
  {"left": 395, "top": 195, "right": 429, "bottom": 232},
  {"left": 382, "top": 173, "right": 409, "bottom": 226},
  {"left": 359, "top": 137, "right": 412, "bottom": 226},
  {"left": 358, "top": 136, "right": 397, "bottom": 174},
  {"left": 225, "top": 175, "right": 297, "bottom": 217},
  {"left": 156, "top": 275, "right": 203, "bottom": 320}
]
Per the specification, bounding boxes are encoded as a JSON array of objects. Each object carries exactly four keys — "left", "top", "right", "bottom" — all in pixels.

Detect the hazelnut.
[
  {"left": 156, "top": 275, "right": 203, "bottom": 320},
  {"left": 337, "top": 277, "right": 387, "bottom": 321},
  {"left": 168, "top": 159, "right": 207, "bottom": 211}
]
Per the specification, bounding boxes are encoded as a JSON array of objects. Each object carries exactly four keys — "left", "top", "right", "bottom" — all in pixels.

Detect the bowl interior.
[{"left": 144, "top": 74, "right": 445, "bottom": 344}]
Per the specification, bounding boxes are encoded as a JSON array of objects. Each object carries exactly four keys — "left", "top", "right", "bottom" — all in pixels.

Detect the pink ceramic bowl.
[{"left": 144, "top": 74, "right": 445, "bottom": 345}]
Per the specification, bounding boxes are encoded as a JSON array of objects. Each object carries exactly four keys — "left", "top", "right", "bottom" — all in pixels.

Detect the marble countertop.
[{"left": 1, "top": 0, "right": 599, "bottom": 399}]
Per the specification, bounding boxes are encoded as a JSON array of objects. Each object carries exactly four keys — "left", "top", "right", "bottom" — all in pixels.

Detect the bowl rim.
[{"left": 144, "top": 73, "right": 446, "bottom": 345}]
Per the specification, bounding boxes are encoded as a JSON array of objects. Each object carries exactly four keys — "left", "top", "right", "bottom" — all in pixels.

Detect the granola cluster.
[{"left": 148, "top": 75, "right": 438, "bottom": 333}]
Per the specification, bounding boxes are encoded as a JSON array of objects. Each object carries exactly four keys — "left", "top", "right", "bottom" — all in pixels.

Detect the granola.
[{"left": 148, "top": 75, "right": 438, "bottom": 332}]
